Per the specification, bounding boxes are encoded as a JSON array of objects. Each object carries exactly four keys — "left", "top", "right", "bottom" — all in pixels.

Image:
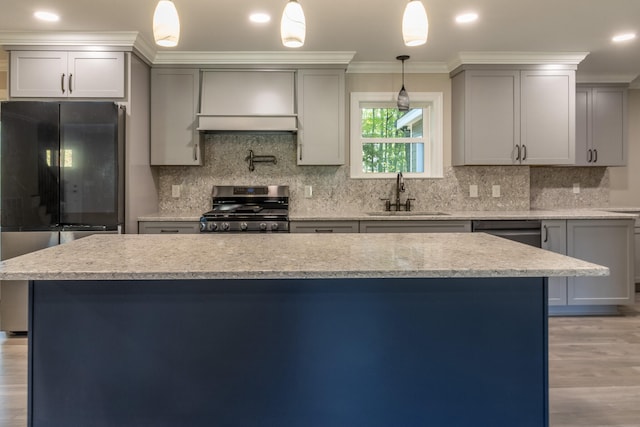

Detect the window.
[{"left": 350, "top": 92, "right": 443, "bottom": 178}]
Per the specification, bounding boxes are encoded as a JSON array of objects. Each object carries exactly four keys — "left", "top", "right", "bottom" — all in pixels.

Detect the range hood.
[{"left": 198, "top": 70, "right": 297, "bottom": 132}]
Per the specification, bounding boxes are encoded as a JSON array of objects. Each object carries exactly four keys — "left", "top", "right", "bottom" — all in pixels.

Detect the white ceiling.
[{"left": 0, "top": 0, "right": 639, "bottom": 83}]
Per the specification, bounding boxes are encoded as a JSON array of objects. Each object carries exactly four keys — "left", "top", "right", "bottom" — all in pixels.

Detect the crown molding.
[
  {"left": 152, "top": 51, "right": 356, "bottom": 66},
  {"left": 576, "top": 72, "right": 639, "bottom": 85},
  {"left": 347, "top": 61, "right": 449, "bottom": 74},
  {"left": 448, "top": 51, "right": 590, "bottom": 71},
  {"left": 0, "top": 31, "right": 140, "bottom": 48}
]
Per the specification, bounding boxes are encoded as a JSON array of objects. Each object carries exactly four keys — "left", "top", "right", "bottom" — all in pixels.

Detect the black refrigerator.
[{"left": 0, "top": 101, "right": 124, "bottom": 332}]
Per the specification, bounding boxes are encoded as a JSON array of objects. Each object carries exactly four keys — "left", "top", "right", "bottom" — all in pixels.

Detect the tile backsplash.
[{"left": 156, "top": 134, "right": 609, "bottom": 214}]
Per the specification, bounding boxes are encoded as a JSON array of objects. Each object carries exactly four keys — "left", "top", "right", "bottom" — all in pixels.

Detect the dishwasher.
[{"left": 471, "top": 220, "right": 542, "bottom": 247}]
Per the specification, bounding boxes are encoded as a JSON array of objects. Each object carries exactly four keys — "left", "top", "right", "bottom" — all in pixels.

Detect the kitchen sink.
[{"left": 366, "top": 211, "right": 449, "bottom": 216}]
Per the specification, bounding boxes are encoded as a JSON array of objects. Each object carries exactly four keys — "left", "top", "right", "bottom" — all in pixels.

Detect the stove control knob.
[
  {"left": 221, "top": 222, "right": 230, "bottom": 231},
  {"left": 270, "top": 223, "right": 279, "bottom": 231},
  {"left": 260, "top": 222, "right": 267, "bottom": 231},
  {"left": 207, "top": 222, "right": 218, "bottom": 232},
  {"left": 240, "top": 222, "right": 248, "bottom": 231},
  {"left": 199, "top": 221, "right": 206, "bottom": 232}
]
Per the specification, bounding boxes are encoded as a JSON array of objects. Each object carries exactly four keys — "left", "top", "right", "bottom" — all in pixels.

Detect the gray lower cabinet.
[
  {"left": 567, "top": 219, "right": 635, "bottom": 305},
  {"left": 541, "top": 220, "right": 569, "bottom": 306},
  {"left": 359, "top": 221, "right": 471, "bottom": 233},
  {"left": 138, "top": 221, "right": 200, "bottom": 234},
  {"left": 543, "top": 219, "right": 634, "bottom": 310},
  {"left": 289, "top": 221, "right": 359, "bottom": 233}
]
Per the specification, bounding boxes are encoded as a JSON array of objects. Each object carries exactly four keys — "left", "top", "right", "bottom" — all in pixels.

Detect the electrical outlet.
[
  {"left": 172, "top": 185, "right": 181, "bottom": 198},
  {"left": 469, "top": 184, "right": 478, "bottom": 198},
  {"left": 304, "top": 185, "right": 313, "bottom": 198},
  {"left": 492, "top": 185, "right": 501, "bottom": 198},
  {"left": 573, "top": 183, "right": 580, "bottom": 194}
]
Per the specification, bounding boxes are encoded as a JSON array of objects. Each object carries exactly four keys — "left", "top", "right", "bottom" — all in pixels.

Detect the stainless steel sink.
[{"left": 366, "top": 211, "right": 449, "bottom": 216}]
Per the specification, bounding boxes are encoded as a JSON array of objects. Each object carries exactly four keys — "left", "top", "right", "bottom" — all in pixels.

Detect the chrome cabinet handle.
[
  {"left": 543, "top": 225, "right": 549, "bottom": 243},
  {"left": 160, "top": 229, "right": 180, "bottom": 233},
  {"left": 593, "top": 149, "right": 598, "bottom": 163},
  {"left": 522, "top": 144, "right": 527, "bottom": 161},
  {"left": 516, "top": 144, "right": 521, "bottom": 161},
  {"left": 194, "top": 143, "right": 198, "bottom": 161},
  {"left": 314, "top": 229, "right": 334, "bottom": 233},
  {"left": 587, "top": 149, "right": 593, "bottom": 163},
  {"left": 61, "top": 73, "right": 66, "bottom": 94},
  {"left": 299, "top": 144, "right": 303, "bottom": 161},
  {"left": 68, "top": 73, "right": 73, "bottom": 94}
]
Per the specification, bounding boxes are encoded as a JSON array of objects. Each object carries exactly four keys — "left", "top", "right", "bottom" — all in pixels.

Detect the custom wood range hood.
[{"left": 197, "top": 70, "right": 298, "bottom": 132}]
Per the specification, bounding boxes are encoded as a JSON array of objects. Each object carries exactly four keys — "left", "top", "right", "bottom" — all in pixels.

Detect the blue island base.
[{"left": 29, "top": 277, "right": 548, "bottom": 427}]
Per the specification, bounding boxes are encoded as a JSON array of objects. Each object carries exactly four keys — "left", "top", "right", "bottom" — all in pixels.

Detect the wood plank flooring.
[{"left": 1, "top": 294, "right": 638, "bottom": 427}]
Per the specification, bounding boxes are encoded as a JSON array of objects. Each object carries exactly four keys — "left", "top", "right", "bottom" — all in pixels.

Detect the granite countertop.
[
  {"left": 0, "top": 233, "right": 607, "bottom": 281},
  {"left": 137, "top": 209, "right": 639, "bottom": 222}
]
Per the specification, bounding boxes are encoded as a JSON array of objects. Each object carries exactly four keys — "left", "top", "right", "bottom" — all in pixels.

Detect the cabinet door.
[
  {"left": 459, "top": 70, "right": 520, "bottom": 165},
  {"left": 10, "top": 51, "right": 68, "bottom": 97},
  {"left": 151, "top": 69, "right": 202, "bottom": 166},
  {"left": 574, "top": 87, "right": 591, "bottom": 166},
  {"left": 297, "top": 69, "right": 345, "bottom": 165},
  {"left": 541, "top": 220, "right": 568, "bottom": 306},
  {"left": 359, "top": 221, "right": 471, "bottom": 233},
  {"left": 567, "top": 219, "right": 634, "bottom": 305},
  {"left": 67, "top": 52, "right": 125, "bottom": 98},
  {"left": 520, "top": 70, "right": 575, "bottom": 165},
  {"left": 289, "top": 221, "right": 358, "bottom": 233},
  {"left": 591, "top": 87, "right": 627, "bottom": 166}
]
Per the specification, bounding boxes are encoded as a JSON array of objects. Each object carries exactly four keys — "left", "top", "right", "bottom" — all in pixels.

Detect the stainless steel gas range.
[{"left": 199, "top": 185, "right": 289, "bottom": 233}]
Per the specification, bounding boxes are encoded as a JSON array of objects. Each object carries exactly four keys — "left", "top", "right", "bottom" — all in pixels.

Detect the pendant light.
[
  {"left": 153, "top": 0, "right": 180, "bottom": 47},
  {"left": 281, "top": 0, "right": 306, "bottom": 48},
  {"left": 397, "top": 55, "right": 410, "bottom": 111},
  {"left": 402, "top": 0, "right": 428, "bottom": 47}
]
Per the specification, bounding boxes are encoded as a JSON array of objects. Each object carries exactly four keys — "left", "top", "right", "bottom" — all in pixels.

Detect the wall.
[
  {"left": 609, "top": 89, "right": 640, "bottom": 206},
  {"left": 156, "top": 73, "right": 610, "bottom": 215}
]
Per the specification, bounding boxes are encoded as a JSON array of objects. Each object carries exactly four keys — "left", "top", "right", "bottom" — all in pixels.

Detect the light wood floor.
[{"left": 1, "top": 295, "right": 638, "bottom": 427}]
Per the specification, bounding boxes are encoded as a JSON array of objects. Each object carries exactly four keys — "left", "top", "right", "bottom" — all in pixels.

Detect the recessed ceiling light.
[
  {"left": 455, "top": 12, "right": 478, "bottom": 24},
  {"left": 612, "top": 33, "right": 636, "bottom": 42},
  {"left": 34, "top": 11, "right": 60, "bottom": 22},
  {"left": 249, "top": 13, "right": 271, "bottom": 24}
]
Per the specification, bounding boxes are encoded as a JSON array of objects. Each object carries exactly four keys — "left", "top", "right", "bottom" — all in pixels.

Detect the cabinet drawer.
[
  {"left": 290, "top": 221, "right": 359, "bottom": 233},
  {"left": 138, "top": 221, "right": 200, "bottom": 234},
  {"left": 360, "top": 220, "right": 471, "bottom": 233}
]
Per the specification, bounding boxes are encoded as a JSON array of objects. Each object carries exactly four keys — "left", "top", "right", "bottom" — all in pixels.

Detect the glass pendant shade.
[
  {"left": 153, "top": 0, "right": 180, "bottom": 47},
  {"left": 281, "top": 0, "right": 306, "bottom": 48},
  {"left": 397, "top": 85, "right": 410, "bottom": 111},
  {"left": 402, "top": 0, "right": 428, "bottom": 47}
]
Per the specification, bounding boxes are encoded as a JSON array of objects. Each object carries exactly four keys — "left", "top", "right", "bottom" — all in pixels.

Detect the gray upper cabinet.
[
  {"left": 296, "top": 69, "right": 345, "bottom": 165},
  {"left": 452, "top": 67, "right": 575, "bottom": 166},
  {"left": 575, "top": 85, "right": 627, "bottom": 166},
  {"left": 10, "top": 50, "right": 125, "bottom": 98},
  {"left": 150, "top": 68, "right": 202, "bottom": 166}
]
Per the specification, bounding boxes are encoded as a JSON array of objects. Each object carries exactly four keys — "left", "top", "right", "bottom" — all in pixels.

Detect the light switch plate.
[
  {"left": 469, "top": 184, "right": 478, "bottom": 198},
  {"left": 172, "top": 185, "right": 181, "bottom": 198},
  {"left": 304, "top": 185, "right": 313, "bottom": 198},
  {"left": 492, "top": 185, "right": 501, "bottom": 198},
  {"left": 573, "top": 183, "right": 580, "bottom": 194}
]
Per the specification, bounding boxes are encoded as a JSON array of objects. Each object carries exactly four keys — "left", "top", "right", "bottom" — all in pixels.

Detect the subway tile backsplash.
[{"left": 156, "top": 134, "right": 609, "bottom": 214}]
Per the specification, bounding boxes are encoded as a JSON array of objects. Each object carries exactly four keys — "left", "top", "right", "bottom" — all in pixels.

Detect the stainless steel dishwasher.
[{"left": 471, "top": 220, "right": 542, "bottom": 247}]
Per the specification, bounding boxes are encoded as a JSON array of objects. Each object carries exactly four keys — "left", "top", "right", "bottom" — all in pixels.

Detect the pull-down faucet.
[{"left": 395, "top": 172, "right": 405, "bottom": 212}]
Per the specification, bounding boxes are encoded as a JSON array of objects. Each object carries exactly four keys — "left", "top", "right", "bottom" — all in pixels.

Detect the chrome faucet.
[{"left": 395, "top": 172, "right": 405, "bottom": 211}]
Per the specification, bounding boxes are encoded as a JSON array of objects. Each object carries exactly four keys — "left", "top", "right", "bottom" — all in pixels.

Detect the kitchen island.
[{"left": 0, "top": 233, "right": 607, "bottom": 427}]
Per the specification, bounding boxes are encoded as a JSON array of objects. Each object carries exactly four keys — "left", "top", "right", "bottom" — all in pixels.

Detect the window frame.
[{"left": 349, "top": 91, "right": 443, "bottom": 179}]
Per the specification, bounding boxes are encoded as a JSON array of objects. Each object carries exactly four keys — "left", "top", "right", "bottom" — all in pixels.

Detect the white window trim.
[{"left": 350, "top": 91, "right": 443, "bottom": 179}]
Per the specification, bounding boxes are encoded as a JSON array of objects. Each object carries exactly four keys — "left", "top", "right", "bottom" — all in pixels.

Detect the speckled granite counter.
[
  {"left": 137, "top": 209, "right": 638, "bottom": 223},
  {"left": 0, "top": 233, "right": 606, "bottom": 281},
  {"left": 290, "top": 209, "right": 639, "bottom": 221}
]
